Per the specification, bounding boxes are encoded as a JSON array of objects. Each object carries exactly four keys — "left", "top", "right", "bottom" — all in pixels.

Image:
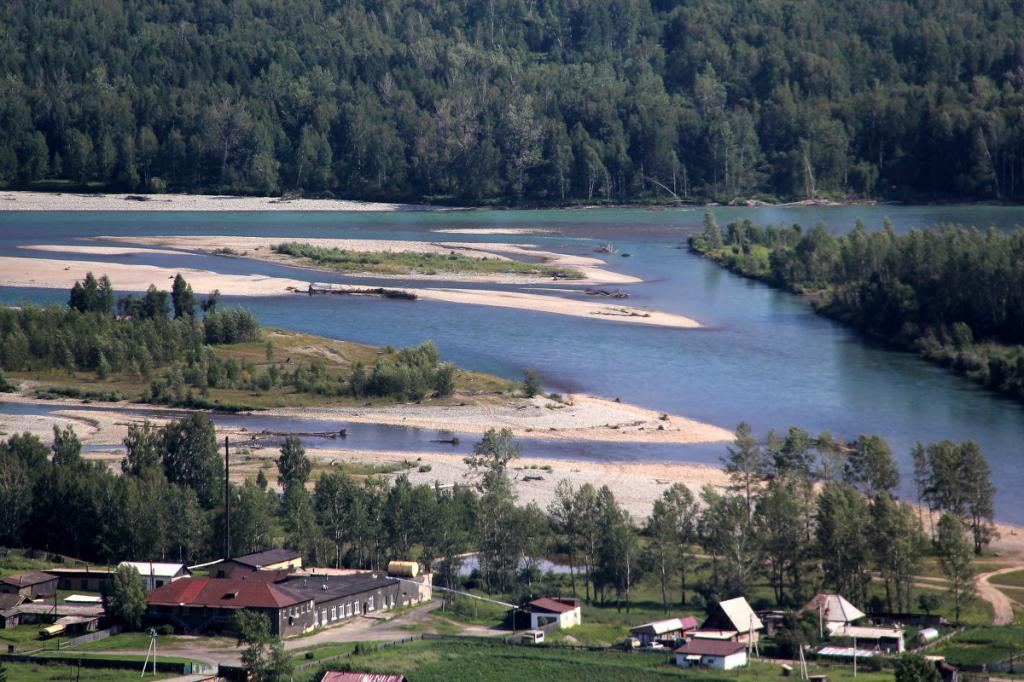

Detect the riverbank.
[
  {"left": 0, "top": 390, "right": 734, "bottom": 448},
  {"left": 262, "top": 393, "right": 734, "bottom": 444},
  {"left": 0, "top": 255, "right": 696, "bottom": 328},
  {"left": 90, "top": 235, "right": 640, "bottom": 285},
  {"left": 0, "top": 191, "right": 426, "bottom": 211}
]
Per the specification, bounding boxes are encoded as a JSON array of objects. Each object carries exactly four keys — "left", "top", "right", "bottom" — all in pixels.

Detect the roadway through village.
[{"left": 83, "top": 599, "right": 504, "bottom": 674}]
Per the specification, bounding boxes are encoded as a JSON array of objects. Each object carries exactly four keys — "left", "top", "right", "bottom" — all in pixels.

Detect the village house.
[
  {"left": 674, "top": 639, "right": 749, "bottom": 670},
  {"left": 120, "top": 561, "right": 190, "bottom": 591},
  {"left": 693, "top": 596, "right": 763, "bottom": 644},
  {"left": 216, "top": 549, "right": 303, "bottom": 578},
  {"left": 629, "top": 616, "right": 700, "bottom": 647},
  {"left": 0, "top": 571, "right": 58, "bottom": 599},
  {"left": 147, "top": 570, "right": 400, "bottom": 637},
  {"left": 827, "top": 623, "right": 906, "bottom": 653},
  {"left": 527, "top": 597, "right": 581, "bottom": 630},
  {"left": 799, "top": 593, "right": 866, "bottom": 630}
]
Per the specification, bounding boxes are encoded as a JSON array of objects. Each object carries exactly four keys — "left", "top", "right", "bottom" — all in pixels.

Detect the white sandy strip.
[
  {"left": 421, "top": 288, "right": 697, "bottom": 328},
  {"left": 0, "top": 256, "right": 309, "bottom": 295},
  {"left": 0, "top": 191, "right": 422, "bottom": 212},
  {"left": 432, "top": 228, "right": 554, "bottom": 235},
  {"left": 94, "top": 235, "right": 640, "bottom": 285},
  {"left": 0, "top": 256, "right": 700, "bottom": 328},
  {"left": 20, "top": 244, "right": 181, "bottom": 256},
  {"left": 265, "top": 394, "right": 731, "bottom": 444},
  {"left": 289, "top": 447, "right": 731, "bottom": 519}
]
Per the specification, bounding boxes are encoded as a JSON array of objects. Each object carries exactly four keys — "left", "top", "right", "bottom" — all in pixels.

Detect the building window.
[
  {"left": 354, "top": 601, "right": 360, "bottom": 615},
  {"left": 331, "top": 607, "right": 337, "bottom": 621},
  {"left": 367, "top": 596, "right": 374, "bottom": 612}
]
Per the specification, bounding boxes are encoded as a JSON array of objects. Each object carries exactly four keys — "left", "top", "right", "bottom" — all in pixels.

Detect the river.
[{"left": 1, "top": 205, "right": 1022, "bottom": 521}]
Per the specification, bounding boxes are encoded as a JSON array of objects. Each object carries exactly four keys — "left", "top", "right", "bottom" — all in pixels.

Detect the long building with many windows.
[{"left": 146, "top": 570, "right": 400, "bottom": 637}]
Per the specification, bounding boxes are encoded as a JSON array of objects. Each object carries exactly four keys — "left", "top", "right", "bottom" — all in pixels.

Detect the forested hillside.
[{"left": 2, "top": 0, "right": 1024, "bottom": 203}]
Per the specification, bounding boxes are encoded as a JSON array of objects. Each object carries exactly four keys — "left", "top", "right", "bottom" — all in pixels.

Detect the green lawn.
[
  {"left": 991, "top": 570, "right": 1024, "bottom": 588},
  {"left": 35, "top": 650, "right": 196, "bottom": 665},
  {"left": 0, "top": 625, "right": 63, "bottom": 652},
  {"left": 0, "top": 661, "right": 175, "bottom": 681},
  {"left": 292, "top": 641, "right": 360, "bottom": 663},
  {"left": 296, "top": 639, "right": 891, "bottom": 682},
  {"left": 71, "top": 631, "right": 235, "bottom": 652},
  {"left": 931, "top": 625, "right": 1024, "bottom": 665}
]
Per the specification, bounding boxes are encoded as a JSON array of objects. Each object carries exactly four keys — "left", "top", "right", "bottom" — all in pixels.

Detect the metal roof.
[
  {"left": 829, "top": 624, "right": 904, "bottom": 640},
  {"left": 120, "top": 561, "right": 189, "bottom": 578},
  {"left": 818, "top": 646, "right": 878, "bottom": 658},
  {"left": 631, "top": 616, "right": 700, "bottom": 635},
  {"left": 711, "top": 597, "right": 763, "bottom": 633},
  {"left": 674, "top": 639, "right": 747, "bottom": 657},
  {"left": 278, "top": 573, "right": 398, "bottom": 603},
  {"left": 1, "top": 571, "right": 57, "bottom": 587},
  {"left": 321, "top": 673, "right": 407, "bottom": 682},
  {"left": 147, "top": 577, "right": 307, "bottom": 609},
  {"left": 528, "top": 597, "right": 580, "bottom": 614},
  {"left": 800, "top": 594, "right": 866, "bottom": 624},
  {"left": 230, "top": 548, "right": 302, "bottom": 568}
]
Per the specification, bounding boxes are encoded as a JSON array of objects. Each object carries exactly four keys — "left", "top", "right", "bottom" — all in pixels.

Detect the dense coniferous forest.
[
  {"left": 3, "top": 1, "right": 1024, "bottom": 203},
  {"left": 690, "top": 217, "right": 1024, "bottom": 401}
]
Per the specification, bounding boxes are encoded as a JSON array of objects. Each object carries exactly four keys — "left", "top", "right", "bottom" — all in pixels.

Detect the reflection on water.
[{"left": 2, "top": 205, "right": 1024, "bottom": 521}]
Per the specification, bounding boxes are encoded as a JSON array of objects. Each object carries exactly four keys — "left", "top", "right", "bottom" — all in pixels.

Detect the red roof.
[
  {"left": 321, "top": 673, "right": 406, "bottom": 682},
  {"left": 528, "top": 597, "right": 580, "bottom": 614},
  {"left": 674, "top": 639, "right": 746, "bottom": 657},
  {"left": 147, "top": 577, "right": 306, "bottom": 609}
]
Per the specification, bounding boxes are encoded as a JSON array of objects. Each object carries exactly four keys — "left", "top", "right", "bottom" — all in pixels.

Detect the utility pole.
[{"left": 224, "top": 436, "right": 231, "bottom": 560}]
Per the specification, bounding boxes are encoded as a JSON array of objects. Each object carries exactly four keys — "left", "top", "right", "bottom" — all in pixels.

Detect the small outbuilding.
[
  {"left": 630, "top": 616, "right": 700, "bottom": 646},
  {"left": 216, "top": 549, "right": 303, "bottom": 578},
  {"left": 527, "top": 597, "right": 581, "bottom": 630},
  {"left": 674, "top": 639, "right": 748, "bottom": 670},
  {"left": 0, "top": 571, "right": 59, "bottom": 599},
  {"left": 828, "top": 624, "right": 905, "bottom": 653},
  {"left": 119, "top": 562, "right": 190, "bottom": 591}
]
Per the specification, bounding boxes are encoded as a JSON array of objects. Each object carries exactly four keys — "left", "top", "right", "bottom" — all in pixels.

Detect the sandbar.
[
  {"left": 94, "top": 235, "right": 640, "bottom": 285},
  {"left": 20, "top": 244, "right": 181, "bottom": 256},
  {"left": 264, "top": 393, "right": 732, "bottom": 444},
  {"left": 432, "top": 228, "right": 554, "bottom": 235},
  {"left": 0, "top": 191, "right": 424, "bottom": 212},
  {"left": 0, "top": 255, "right": 697, "bottom": 328},
  {"left": 0, "top": 256, "right": 309, "bottom": 296}
]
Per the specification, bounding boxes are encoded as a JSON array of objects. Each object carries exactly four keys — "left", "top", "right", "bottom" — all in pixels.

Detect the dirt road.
[{"left": 976, "top": 566, "right": 1022, "bottom": 625}]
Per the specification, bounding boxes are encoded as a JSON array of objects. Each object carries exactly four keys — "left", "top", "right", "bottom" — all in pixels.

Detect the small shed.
[
  {"left": 828, "top": 624, "right": 905, "bottom": 653},
  {"left": 119, "top": 561, "right": 190, "bottom": 591},
  {"left": 0, "top": 593, "right": 29, "bottom": 629},
  {"left": 0, "top": 571, "right": 59, "bottom": 599},
  {"left": 216, "top": 549, "right": 303, "bottom": 578},
  {"left": 528, "top": 597, "right": 581, "bottom": 630},
  {"left": 918, "top": 627, "right": 940, "bottom": 645},
  {"left": 630, "top": 616, "right": 700, "bottom": 646},
  {"left": 674, "top": 639, "right": 748, "bottom": 670}
]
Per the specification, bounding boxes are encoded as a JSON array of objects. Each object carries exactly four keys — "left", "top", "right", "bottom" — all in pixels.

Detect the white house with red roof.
[
  {"left": 674, "top": 639, "right": 748, "bottom": 670},
  {"left": 527, "top": 596, "right": 581, "bottom": 630}
]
